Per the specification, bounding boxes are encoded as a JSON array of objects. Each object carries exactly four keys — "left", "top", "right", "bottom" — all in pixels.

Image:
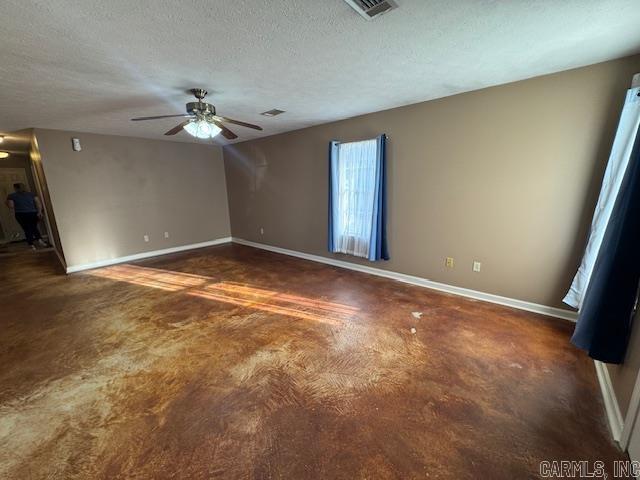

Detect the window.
[
  {"left": 329, "top": 135, "right": 389, "bottom": 261},
  {"left": 564, "top": 85, "right": 640, "bottom": 309}
]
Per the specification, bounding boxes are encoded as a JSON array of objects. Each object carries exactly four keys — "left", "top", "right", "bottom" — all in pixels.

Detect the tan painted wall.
[
  {"left": 224, "top": 54, "right": 640, "bottom": 309},
  {"left": 35, "top": 129, "right": 230, "bottom": 268}
]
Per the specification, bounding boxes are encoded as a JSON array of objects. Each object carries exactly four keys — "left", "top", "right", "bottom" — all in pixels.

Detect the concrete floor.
[
  {"left": 0, "top": 244, "right": 626, "bottom": 479},
  {"left": 0, "top": 240, "right": 53, "bottom": 256}
]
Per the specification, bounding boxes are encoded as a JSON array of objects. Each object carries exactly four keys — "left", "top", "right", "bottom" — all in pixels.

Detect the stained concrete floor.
[
  {"left": 0, "top": 244, "right": 627, "bottom": 479},
  {"left": 0, "top": 240, "right": 53, "bottom": 256}
]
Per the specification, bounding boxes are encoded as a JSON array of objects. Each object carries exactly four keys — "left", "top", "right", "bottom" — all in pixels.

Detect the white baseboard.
[
  {"left": 231, "top": 237, "right": 578, "bottom": 322},
  {"left": 66, "top": 237, "right": 232, "bottom": 273},
  {"left": 594, "top": 360, "right": 624, "bottom": 442}
]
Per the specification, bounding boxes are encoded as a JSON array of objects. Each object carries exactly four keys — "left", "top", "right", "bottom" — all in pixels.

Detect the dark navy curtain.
[
  {"left": 369, "top": 134, "right": 389, "bottom": 261},
  {"left": 572, "top": 122, "right": 640, "bottom": 363},
  {"left": 328, "top": 140, "right": 339, "bottom": 253}
]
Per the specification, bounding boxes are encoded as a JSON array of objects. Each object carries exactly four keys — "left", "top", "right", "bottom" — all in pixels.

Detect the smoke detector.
[{"left": 343, "top": 0, "right": 397, "bottom": 20}]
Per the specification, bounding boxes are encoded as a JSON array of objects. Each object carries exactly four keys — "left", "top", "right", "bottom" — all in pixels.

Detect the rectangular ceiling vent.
[
  {"left": 261, "top": 109, "right": 285, "bottom": 117},
  {"left": 343, "top": 0, "right": 397, "bottom": 20}
]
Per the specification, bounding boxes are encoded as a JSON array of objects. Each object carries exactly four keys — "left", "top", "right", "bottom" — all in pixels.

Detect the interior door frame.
[
  {"left": 29, "top": 154, "right": 56, "bottom": 248},
  {"left": 621, "top": 379, "right": 640, "bottom": 450},
  {"left": 28, "top": 130, "right": 66, "bottom": 269},
  {"left": 620, "top": 314, "right": 640, "bottom": 451}
]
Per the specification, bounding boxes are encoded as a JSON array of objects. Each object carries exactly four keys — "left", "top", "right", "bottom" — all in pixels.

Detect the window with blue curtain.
[
  {"left": 328, "top": 134, "right": 389, "bottom": 261},
  {"left": 566, "top": 84, "right": 640, "bottom": 363}
]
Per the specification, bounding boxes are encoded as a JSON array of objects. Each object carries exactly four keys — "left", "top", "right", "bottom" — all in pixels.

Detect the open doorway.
[
  {"left": 0, "top": 167, "right": 32, "bottom": 243},
  {"left": 0, "top": 129, "right": 64, "bottom": 266}
]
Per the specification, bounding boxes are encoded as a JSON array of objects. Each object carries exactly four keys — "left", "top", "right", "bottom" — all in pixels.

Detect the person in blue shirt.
[{"left": 5, "top": 183, "right": 47, "bottom": 249}]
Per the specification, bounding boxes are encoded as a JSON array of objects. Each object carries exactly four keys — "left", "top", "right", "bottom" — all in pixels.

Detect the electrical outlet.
[
  {"left": 260, "top": 227, "right": 264, "bottom": 235},
  {"left": 445, "top": 257, "right": 454, "bottom": 268},
  {"left": 164, "top": 231, "right": 169, "bottom": 239},
  {"left": 473, "top": 261, "right": 481, "bottom": 272},
  {"left": 143, "top": 234, "right": 149, "bottom": 242}
]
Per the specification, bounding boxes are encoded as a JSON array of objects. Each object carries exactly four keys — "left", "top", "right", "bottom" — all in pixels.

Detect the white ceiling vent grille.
[{"left": 343, "top": 0, "right": 397, "bottom": 20}]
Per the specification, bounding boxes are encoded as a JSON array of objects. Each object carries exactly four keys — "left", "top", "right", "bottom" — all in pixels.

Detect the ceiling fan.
[{"left": 131, "top": 89, "right": 262, "bottom": 140}]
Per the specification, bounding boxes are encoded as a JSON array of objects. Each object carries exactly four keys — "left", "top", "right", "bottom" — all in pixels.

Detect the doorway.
[
  {"left": 0, "top": 167, "right": 29, "bottom": 243},
  {"left": 0, "top": 129, "right": 63, "bottom": 263}
]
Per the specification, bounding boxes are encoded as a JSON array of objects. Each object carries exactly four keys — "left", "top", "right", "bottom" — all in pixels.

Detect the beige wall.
[
  {"left": 35, "top": 129, "right": 230, "bottom": 268},
  {"left": 224, "top": 54, "right": 640, "bottom": 308}
]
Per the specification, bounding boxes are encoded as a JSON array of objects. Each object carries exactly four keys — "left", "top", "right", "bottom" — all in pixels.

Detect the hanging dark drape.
[
  {"left": 328, "top": 140, "right": 338, "bottom": 253},
  {"left": 571, "top": 122, "right": 640, "bottom": 363},
  {"left": 370, "top": 134, "right": 389, "bottom": 261}
]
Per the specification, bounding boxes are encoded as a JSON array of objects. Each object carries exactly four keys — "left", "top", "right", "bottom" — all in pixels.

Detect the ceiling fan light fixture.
[
  {"left": 184, "top": 120, "right": 222, "bottom": 139},
  {"left": 132, "top": 89, "right": 261, "bottom": 139}
]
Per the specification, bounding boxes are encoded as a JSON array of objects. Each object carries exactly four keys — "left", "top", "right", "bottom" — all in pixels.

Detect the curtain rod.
[{"left": 333, "top": 134, "right": 388, "bottom": 144}]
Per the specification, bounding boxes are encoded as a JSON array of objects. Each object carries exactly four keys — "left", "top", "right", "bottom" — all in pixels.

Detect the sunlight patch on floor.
[{"left": 88, "top": 264, "right": 358, "bottom": 325}]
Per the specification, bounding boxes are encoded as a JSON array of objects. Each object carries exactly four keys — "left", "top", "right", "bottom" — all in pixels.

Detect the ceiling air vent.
[
  {"left": 343, "top": 0, "right": 397, "bottom": 20},
  {"left": 261, "top": 109, "right": 285, "bottom": 117}
]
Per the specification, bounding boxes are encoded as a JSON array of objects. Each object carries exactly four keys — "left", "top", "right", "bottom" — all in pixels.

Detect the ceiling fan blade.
[
  {"left": 212, "top": 120, "right": 238, "bottom": 140},
  {"left": 131, "top": 114, "right": 193, "bottom": 121},
  {"left": 215, "top": 116, "right": 263, "bottom": 131},
  {"left": 164, "top": 120, "right": 192, "bottom": 136}
]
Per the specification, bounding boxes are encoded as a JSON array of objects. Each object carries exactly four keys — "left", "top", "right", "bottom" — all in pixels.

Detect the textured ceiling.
[{"left": 1, "top": 0, "right": 640, "bottom": 145}]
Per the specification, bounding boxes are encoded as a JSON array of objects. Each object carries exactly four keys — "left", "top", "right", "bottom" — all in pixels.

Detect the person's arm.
[
  {"left": 5, "top": 197, "right": 14, "bottom": 212},
  {"left": 34, "top": 196, "right": 44, "bottom": 219}
]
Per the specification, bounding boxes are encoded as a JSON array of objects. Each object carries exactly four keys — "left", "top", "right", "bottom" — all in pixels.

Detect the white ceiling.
[{"left": 1, "top": 0, "right": 639, "bottom": 145}]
